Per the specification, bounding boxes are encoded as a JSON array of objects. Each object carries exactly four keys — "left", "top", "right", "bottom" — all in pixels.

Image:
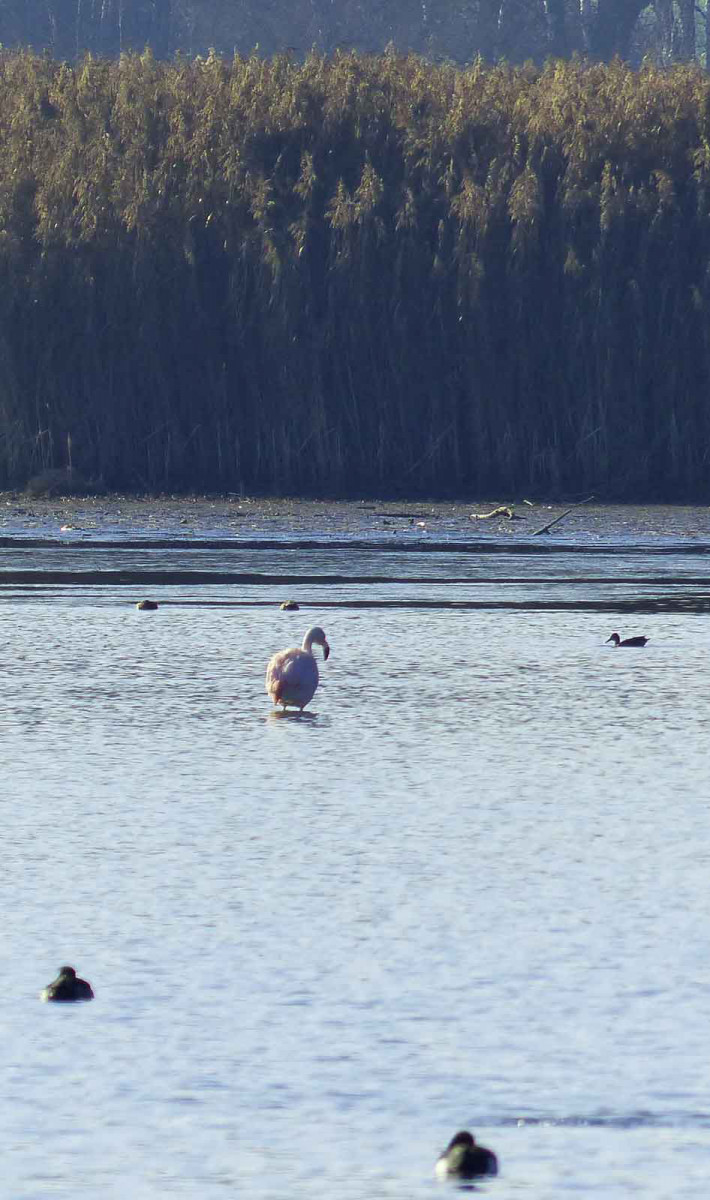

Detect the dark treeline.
[
  {"left": 1, "top": 49, "right": 710, "bottom": 498},
  {"left": 1, "top": 0, "right": 709, "bottom": 68}
]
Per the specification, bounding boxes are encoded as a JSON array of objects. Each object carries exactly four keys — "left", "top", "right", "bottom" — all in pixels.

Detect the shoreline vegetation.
[
  {"left": 0, "top": 495, "right": 709, "bottom": 557},
  {"left": 1, "top": 49, "right": 710, "bottom": 501}
]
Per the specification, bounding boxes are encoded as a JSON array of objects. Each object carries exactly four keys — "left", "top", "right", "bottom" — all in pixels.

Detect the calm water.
[{"left": 1, "top": 504, "right": 709, "bottom": 1198}]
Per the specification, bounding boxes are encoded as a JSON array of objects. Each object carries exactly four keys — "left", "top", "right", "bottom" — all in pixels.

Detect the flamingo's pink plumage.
[{"left": 265, "top": 626, "right": 330, "bottom": 711}]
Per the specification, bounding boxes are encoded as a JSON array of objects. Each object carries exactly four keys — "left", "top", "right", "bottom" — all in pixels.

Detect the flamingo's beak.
[{"left": 323, "top": 642, "right": 330, "bottom": 661}]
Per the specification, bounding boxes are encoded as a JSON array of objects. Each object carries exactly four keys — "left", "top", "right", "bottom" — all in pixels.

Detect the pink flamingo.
[{"left": 265, "top": 626, "right": 330, "bottom": 711}]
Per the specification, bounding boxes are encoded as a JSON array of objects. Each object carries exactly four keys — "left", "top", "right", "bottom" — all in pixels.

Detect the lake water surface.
[{"left": 1, "top": 499, "right": 709, "bottom": 1199}]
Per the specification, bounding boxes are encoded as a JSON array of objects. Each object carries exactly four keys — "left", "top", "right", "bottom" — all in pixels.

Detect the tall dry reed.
[{"left": 0, "top": 49, "right": 708, "bottom": 497}]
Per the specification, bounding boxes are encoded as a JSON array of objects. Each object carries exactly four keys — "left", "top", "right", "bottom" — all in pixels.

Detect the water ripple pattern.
[{"left": 0, "top": 501, "right": 709, "bottom": 1198}]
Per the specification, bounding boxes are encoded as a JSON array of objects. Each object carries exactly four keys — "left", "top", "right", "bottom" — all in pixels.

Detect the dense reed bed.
[{"left": 1, "top": 49, "right": 709, "bottom": 498}]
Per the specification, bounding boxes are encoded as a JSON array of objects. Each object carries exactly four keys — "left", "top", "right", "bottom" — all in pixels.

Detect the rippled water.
[{"left": 2, "top": 502, "right": 709, "bottom": 1198}]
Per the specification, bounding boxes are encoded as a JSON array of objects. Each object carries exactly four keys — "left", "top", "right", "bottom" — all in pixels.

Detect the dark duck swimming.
[
  {"left": 41, "top": 965, "right": 94, "bottom": 1002},
  {"left": 606, "top": 632, "right": 649, "bottom": 647},
  {"left": 435, "top": 1131, "right": 498, "bottom": 1180}
]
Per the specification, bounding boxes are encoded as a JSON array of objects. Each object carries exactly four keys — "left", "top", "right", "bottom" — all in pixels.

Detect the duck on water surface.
[
  {"left": 41, "top": 965, "right": 94, "bottom": 1002},
  {"left": 435, "top": 1131, "right": 498, "bottom": 1180},
  {"left": 606, "top": 632, "right": 649, "bottom": 647}
]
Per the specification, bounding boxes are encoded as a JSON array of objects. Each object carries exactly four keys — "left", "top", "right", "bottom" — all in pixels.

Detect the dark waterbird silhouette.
[
  {"left": 435, "top": 1131, "right": 498, "bottom": 1180},
  {"left": 606, "top": 632, "right": 649, "bottom": 647},
  {"left": 41, "top": 965, "right": 94, "bottom": 1002}
]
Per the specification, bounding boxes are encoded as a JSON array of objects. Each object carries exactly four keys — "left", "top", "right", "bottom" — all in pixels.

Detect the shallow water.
[{"left": 1, "top": 501, "right": 709, "bottom": 1198}]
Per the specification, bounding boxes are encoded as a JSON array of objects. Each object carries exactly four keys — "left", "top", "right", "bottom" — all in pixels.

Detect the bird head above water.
[
  {"left": 302, "top": 626, "right": 330, "bottom": 660},
  {"left": 449, "top": 1132, "right": 475, "bottom": 1150}
]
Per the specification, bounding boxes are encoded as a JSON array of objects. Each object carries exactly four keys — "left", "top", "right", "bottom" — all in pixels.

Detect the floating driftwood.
[
  {"left": 470, "top": 505, "right": 525, "bottom": 521},
  {"left": 533, "top": 495, "right": 594, "bottom": 536}
]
